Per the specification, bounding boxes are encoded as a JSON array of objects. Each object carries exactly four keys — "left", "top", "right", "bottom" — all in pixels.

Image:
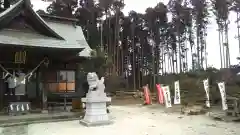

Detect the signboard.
[
  {"left": 15, "top": 51, "right": 26, "bottom": 64},
  {"left": 203, "top": 79, "right": 210, "bottom": 107},
  {"left": 162, "top": 86, "right": 172, "bottom": 108},
  {"left": 218, "top": 82, "right": 228, "bottom": 110},
  {"left": 174, "top": 80, "right": 181, "bottom": 104}
]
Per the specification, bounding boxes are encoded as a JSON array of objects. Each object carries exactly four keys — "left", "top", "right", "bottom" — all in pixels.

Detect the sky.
[{"left": 31, "top": 0, "right": 240, "bottom": 69}]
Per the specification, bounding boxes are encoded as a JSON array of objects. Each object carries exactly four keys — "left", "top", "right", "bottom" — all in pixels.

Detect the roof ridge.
[
  {"left": 0, "top": 0, "right": 23, "bottom": 21},
  {"left": 0, "top": 0, "right": 65, "bottom": 40}
]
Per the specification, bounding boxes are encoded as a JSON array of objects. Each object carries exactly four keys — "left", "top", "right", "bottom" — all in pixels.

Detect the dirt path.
[{"left": 1, "top": 104, "right": 240, "bottom": 135}]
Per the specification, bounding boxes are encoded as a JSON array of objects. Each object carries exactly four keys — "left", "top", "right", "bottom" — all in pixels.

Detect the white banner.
[
  {"left": 203, "top": 79, "right": 210, "bottom": 108},
  {"left": 174, "top": 80, "right": 181, "bottom": 104},
  {"left": 162, "top": 86, "right": 172, "bottom": 108},
  {"left": 218, "top": 82, "right": 228, "bottom": 110}
]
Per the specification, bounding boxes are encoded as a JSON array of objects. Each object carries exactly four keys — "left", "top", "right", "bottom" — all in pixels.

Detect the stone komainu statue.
[
  {"left": 87, "top": 72, "right": 105, "bottom": 93},
  {"left": 85, "top": 72, "right": 110, "bottom": 113}
]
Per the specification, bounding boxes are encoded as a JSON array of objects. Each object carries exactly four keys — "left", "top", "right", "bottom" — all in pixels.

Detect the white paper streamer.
[
  {"left": 16, "top": 105, "right": 19, "bottom": 111},
  {"left": 174, "top": 80, "right": 181, "bottom": 104},
  {"left": 10, "top": 104, "right": 13, "bottom": 111},
  {"left": 26, "top": 104, "right": 30, "bottom": 110},
  {"left": 218, "top": 82, "right": 228, "bottom": 110},
  {"left": 21, "top": 104, "right": 24, "bottom": 111},
  {"left": 162, "top": 86, "right": 172, "bottom": 108},
  {"left": 203, "top": 79, "right": 210, "bottom": 107}
]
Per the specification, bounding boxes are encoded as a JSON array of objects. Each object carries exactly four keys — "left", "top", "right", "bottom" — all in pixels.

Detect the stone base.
[
  {"left": 79, "top": 119, "right": 113, "bottom": 127},
  {"left": 41, "top": 110, "right": 48, "bottom": 114}
]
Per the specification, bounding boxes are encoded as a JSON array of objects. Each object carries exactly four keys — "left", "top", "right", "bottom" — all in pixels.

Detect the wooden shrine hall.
[{"left": 0, "top": 0, "right": 92, "bottom": 114}]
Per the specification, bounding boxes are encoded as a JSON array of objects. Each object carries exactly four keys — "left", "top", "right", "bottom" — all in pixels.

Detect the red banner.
[
  {"left": 143, "top": 85, "right": 151, "bottom": 105},
  {"left": 156, "top": 84, "right": 164, "bottom": 104}
]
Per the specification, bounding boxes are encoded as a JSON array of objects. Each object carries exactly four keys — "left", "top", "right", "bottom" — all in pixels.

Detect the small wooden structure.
[{"left": 0, "top": 0, "right": 91, "bottom": 113}]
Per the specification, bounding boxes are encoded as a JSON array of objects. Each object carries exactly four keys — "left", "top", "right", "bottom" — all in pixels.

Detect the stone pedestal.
[
  {"left": 80, "top": 92, "right": 112, "bottom": 126},
  {"left": 41, "top": 110, "right": 48, "bottom": 114}
]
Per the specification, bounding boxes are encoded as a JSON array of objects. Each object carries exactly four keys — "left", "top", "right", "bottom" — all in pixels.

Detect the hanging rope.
[
  {"left": 0, "top": 57, "right": 49, "bottom": 80},
  {"left": 24, "top": 57, "right": 48, "bottom": 77},
  {"left": 0, "top": 64, "right": 13, "bottom": 78},
  {"left": 18, "top": 57, "right": 49, "bottom": 81}
]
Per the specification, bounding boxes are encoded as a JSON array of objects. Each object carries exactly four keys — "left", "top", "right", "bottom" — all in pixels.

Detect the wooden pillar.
[
  {"left": 41, "top": 67, "right": 48, "bottom": 113},
  {"left": 0, "top": 78, "right": 4, "bottom": 110},
  {"left": 72, "top": 63, "right": 84, "bottom": 111},
  {"left": 63, "top": 63, "right": 67, "bottom": 111},
  {"left": 36, "top": 70, "right": 40, "bottom": 108},
  {"left": 42, "top": 88, "right": 48, "bottom": 113},
  {"left": 75, "top": 63, "right": 81, "bottom": 96},
  {"left": 76, "top": 63, "right": 86, "bottom": 97}
]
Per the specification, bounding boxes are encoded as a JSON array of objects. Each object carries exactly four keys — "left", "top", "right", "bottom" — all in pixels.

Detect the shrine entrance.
[{"left": 0, "top": 50, "right": 50, "bottom": 112}]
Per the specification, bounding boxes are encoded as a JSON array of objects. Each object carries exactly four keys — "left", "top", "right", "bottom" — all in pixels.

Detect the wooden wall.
[{"left": 42, "top": 70, "right": 75, "bottom": 92}]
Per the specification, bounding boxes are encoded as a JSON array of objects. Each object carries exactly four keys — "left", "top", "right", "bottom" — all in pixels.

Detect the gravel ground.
[{"left": 1, "top": 105, "right": 240, "bottom": 135}]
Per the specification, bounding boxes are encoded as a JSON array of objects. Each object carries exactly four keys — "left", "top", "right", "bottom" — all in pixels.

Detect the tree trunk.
[
  {"left": 190, "top": 46, "right": 194, "bottom": 70},
  {"left": 237, "top": 12, "right": 240, "bottom": 54},
  {"left": 218, "top": 27, "right": 223, "bottom": 68},
  {"left": 200, "top": 32, "right": 204, "bottom": 69},
  {"left": 221, "top": 29, "right": 225, "bottom": 68},
  {"left": 114, "top": 9, "right": 120, "bottom": 75},
  {"left": 175, "top": 51, "right": 178, "bottom": 73},
  {"left": 132, "top": 25, "right": 136, "bottom": 90},
  {"left": 225, "top": 21, "right": 230, "bottom": 68},
  {"left": 203, "top": 29, "right": 207, "bottom": 69},
  {"left": 171, "top": 52, "right": 174, "bottom": 73},
  {"left": 196, "top": 27, "right": 200, "bottom": 70},
  {"left": 177, "top": 28, "right": 182, "bottom": 73}
]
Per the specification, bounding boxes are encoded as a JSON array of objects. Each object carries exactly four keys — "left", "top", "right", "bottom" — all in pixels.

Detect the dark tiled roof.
[
  {"left": 0, "top": 0, "right": 64, "bottom": 39},
  {"left": 0, "top": 0, "right": 92, "bottom": 56}
]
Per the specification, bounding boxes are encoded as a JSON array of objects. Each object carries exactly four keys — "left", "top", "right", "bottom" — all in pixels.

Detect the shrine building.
[{"left": 0, "top": 0, "right": 91, "bottom": 113}]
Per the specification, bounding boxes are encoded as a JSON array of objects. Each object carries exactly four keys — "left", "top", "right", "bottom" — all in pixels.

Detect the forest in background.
[{"left": 35, "top": 0, "right": 240, "bottom": 94}]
